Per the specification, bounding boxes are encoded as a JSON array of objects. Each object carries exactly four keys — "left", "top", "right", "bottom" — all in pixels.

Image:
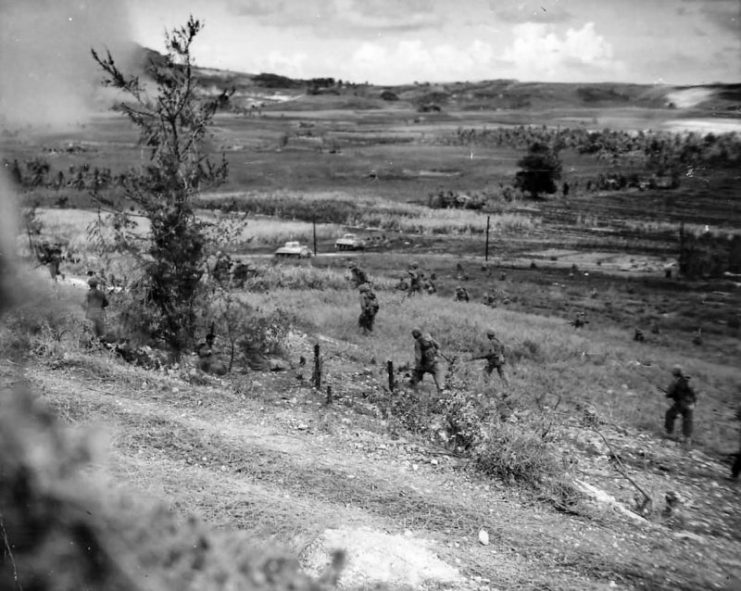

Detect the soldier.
[
  {"left": 482, "top": 292, "right": 497, "bottom": 307},
  {"left": 195, "top": 330, "right": 227, "bottom": 375},
  {"left": 455, "top": 286, "right": 470, "bottom": 302},
  {"left": 212, "top": 251, "right": 232, "bottom": 284},
  {"left": 348, "top": 262, "right": 368, "bottom": 288},
  {"left": 47, "top": 242, "right": 63, "bottom": 282},
  {"left": 196, "top": 331, "right": 215, "bottom": 372},
  {"left": 571, "top": 312, "right": 588, "bottom": 328},
  {"left": 424, "top": 278, "right": 437, "bottom": 295},
  {"left": 633, "top": 328, "right": 645, "bottom": 342},
  {"left": 410, "top": 328, "right": 444, "bottom": 394},
  {"left": 84, "top": 277, "right": 109, "bottom": 338},
  {"left": 358, "top": 283, "right": 379, "bottom": 334},
  {"left": 37, "top": 241, "right": 64, "bottom": 282},
  {"left": 407, "top": 263, "right": 422, "bottom": 297},
  {"left": 472, "top": 328, "right": 508, "bottom": 385},
  {"left": 663, "top": 365, "right": 697, "bottom": 446}
]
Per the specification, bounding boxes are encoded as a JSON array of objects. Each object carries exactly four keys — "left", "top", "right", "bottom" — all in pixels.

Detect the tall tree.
[
  {"left": 515, "top": 142, "right": 562, "bottom": 199},
  {"left": 90, "top": 16, "right": 227, "bottom": 354}
]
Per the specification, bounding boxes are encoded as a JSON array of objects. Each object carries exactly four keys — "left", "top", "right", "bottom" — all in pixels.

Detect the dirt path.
[{"left": 27, "top": 355, "right": 741, "bottom": 591}]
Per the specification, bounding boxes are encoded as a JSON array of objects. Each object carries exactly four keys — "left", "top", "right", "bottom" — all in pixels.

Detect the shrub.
[
  {"left": 473, "top": 423, "right": 563, "bottom": 485},
  {"left": 233, "top": 308, "right": 292, "bottom": 370},
  {"left": 90, "top": 18, "right": 228, "bottom": 355}
]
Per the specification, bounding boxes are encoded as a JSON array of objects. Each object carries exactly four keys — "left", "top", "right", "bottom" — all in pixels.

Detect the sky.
[
  {"left": 0, "top": 0, "right": 739, "bottom": 128},
  {"left": 126, "top": 0, "right": 741, "bottom": 85}
]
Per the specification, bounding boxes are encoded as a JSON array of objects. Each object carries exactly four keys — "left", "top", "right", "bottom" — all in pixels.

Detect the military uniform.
[
  {"left": 664, "top": 366, "right": 697, "bottom": 443},
  {"left": 195, "top": 333, "right": 227, "bottom": 375},
  {"left": 407, "top": 264, "right": 422, "bottom": 296},
  {"left": 38, "top": 242, "right": 63, "bottom": 281},
  {"left": 410, "top": 329, "right": 444, "bottom": 393},
  {"left": 358, "top": 284, "right": 379, "bottom": 334},
  {"left": 571, "top": 312, "right": 588, "bottom": 328},
  {"left": 85, "top": 278, "right": 109, "bottom": 337},
  {"left": 349, "top": 264, "right": 368, "bottom": 288},
  {"left": 481, "top": 330, "right": 508, "bottom": 384},
  {"left": 196, "top": 334, "right": 215, "bottom": 372},
  {"left": 455, "top": 286, "right": 470, "bottom": 302}
]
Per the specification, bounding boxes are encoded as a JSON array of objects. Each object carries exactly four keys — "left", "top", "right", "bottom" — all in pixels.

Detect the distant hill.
[{"left": 131, "top": 45, "right": 741, "bottom": 116}]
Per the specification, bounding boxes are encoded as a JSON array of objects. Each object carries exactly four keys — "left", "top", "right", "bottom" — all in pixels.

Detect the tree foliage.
[
  {"left": 90, "top": 17, "right": 227, "bottom": 354},
  {"left": 514, "top": 142, "right": 562, "bottom": 199}
]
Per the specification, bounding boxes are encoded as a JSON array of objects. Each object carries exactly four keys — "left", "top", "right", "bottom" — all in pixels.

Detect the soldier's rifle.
[{"left": 460, "top": 353, "right": 488, "bottom": 363}]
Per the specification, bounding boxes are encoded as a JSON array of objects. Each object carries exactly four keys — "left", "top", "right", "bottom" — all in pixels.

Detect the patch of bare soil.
[{"left": 301, "top": 527, "right": 462, "bottom": 589}]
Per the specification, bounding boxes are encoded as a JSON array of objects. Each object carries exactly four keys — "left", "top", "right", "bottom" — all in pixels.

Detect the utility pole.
[
  {"left": 313, "top": 215, "right": 318, "bottom": 256},
  {"left": 484, "top": 215, "right": 490, "bottom": 261}
]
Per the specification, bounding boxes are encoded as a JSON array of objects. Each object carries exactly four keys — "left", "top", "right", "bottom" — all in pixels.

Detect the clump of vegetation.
[
  {"left": 90, "top": 17, "right": 228, "bottom": 355},
  {"left": 515, "top": 142, "right": 562, "bottom": 199}
]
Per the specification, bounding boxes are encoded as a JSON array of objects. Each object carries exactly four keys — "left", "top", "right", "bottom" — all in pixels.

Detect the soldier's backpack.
[
  {"left": 419, "top": 335, "right": 438, "bottom": 366},
  {"left": 368, "top": 294, "right": 379, "bottom": 315},
  {"left": 676, "top": 378, "right": 697, "bottom": 405}
]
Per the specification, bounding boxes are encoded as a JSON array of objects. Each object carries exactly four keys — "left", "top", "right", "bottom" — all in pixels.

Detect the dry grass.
[
  {"left": 201, "top": 190, "right": 540, "bottom": 236},
  {"left": 239, "top": 285, "right": 740, "bottom": 455}
]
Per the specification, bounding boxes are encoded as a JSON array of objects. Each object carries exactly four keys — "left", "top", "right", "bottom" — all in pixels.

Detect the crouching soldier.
[
  {"left": 455, "top": 286, "right": 470, "bottom": 302},
  {"left": 410, "top": 328, "right": 444, "bottom": 394},
  {"left": 195, "top": 330, "right": 227, "bottom": 376},
  {"left": 663, "top": 365, "right": 697, "bottom": 447},
  {"left": 358, "top": 283, "right": 379, "bottom": 334}
]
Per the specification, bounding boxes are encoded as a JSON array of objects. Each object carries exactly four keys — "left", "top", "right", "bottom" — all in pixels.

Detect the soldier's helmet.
[
  {"left": 672, "top": 365, "right": 684, "bottom": 377},
  {"left": 486, "top": 328, "right": 496, "bottom": 338},
  {"left": 409, "top": 262, "right": 419, "bottom": 269},
  {"left": 411, "top": 328, "right": 422, "bottom": 338},
  {"left": 88, "top": 277, "right": 99, "bottom": 288},
  {"left": 348, "top": 261, "right": 357, "bottom": 269},
  {"left": 359, "top": 283, "right": 369, "bottom": 292}
]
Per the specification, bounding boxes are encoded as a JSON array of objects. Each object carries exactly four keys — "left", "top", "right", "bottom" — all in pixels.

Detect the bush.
[
  {"left": 234, "top": 309, "right": 292, "bottom": 370},
  {"left": 473, "top": 423, "right": 563, "bottom": 485}
]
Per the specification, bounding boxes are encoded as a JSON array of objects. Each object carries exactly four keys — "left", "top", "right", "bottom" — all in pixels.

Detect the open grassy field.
[{"left": 2, "top": 95, "right": 741, "bottom": 590}]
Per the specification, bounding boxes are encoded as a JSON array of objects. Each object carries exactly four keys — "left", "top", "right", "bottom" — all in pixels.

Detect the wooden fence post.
[
  {"left": 311, "top": 343, "right": 322, "bottom": 389},
  {"left": 484, "top": 215, "right": 490, "bottom": 261},
  {"left": 387, "top": 360, "right": 395, "bottom": 392}
]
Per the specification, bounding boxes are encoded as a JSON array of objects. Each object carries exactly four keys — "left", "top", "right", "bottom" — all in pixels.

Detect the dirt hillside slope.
[{"left": 26, "top": 343, "right": 741, "bottom": 591}]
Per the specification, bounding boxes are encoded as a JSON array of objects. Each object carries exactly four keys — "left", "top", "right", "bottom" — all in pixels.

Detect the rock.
[
  {"left": 268, "top": 358, "right": 288, "bottom": 371},
  {"left": 673, "top": 531, "right": 705, "bottom": 543},
  {"left": 478, "top": 529, "right": 490, "bottom": 546},
  {"left": 573, "top": 479, "right": 647, "bottom": 523}
]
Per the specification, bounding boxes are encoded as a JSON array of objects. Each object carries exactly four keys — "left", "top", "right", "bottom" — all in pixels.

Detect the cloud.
[
  {"left": 701, "top": 2, "right": 741, "bottom": 35},
  {"left": 335, "top": 0, "right": 443, "bottom": 32},
  {"left": 501, "top": 22, "right": 625, "bottom": 82},
  {"left": 493, "top": 1, "right": 573, "bottom": 24},
  {"left": 227, "top": 0, "right": 442, "bottom": 35},
  {"left": 339, "top": 39, "right": 500, "bottom": 84},
  {"left": 227, "top": 0, "right": 285, "bottom": 17},
  {"left": 676, "top": 0, "right": 740, "bottom": 34}
]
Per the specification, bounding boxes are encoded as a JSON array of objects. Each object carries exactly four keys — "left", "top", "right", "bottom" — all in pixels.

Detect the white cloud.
[
  {"left": 341, "top": 39, "right": 498, "bottom": 84},
  {"left": 255, "top": 50, "right": 309, "bottom": 78},
  {"left": 502, "top": 22, "right": 626, "bottom": 81}
]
